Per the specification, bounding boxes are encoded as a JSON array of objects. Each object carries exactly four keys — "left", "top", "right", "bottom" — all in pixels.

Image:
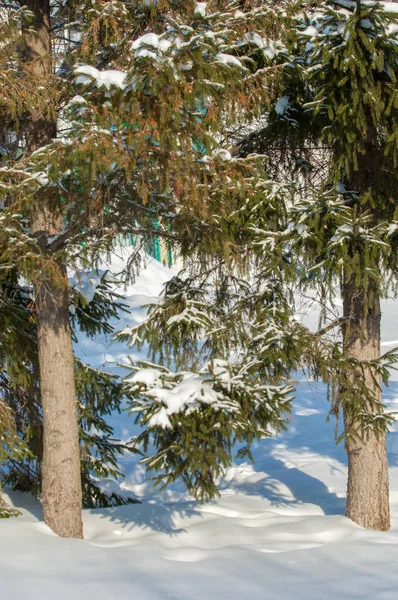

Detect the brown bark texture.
[
  {"left": 23, "top": 0, "right": 83, "bottom": 538},
  {"left": 341, "top": 120, "right": 390, "bottom": 530},
  {"left": 35, "top": 272, "right": 83, "bottom": 538},
  {"left": 342, "top": 277, "right": 390, "bottom": 530}
]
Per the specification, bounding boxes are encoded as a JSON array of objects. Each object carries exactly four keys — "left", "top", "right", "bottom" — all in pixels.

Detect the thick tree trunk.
[
  {"left": 342, "top": 276, "right": 390, "bottom": 530},
  {"left": 36, "top": 270, "right": 83, "bottom": 538},
  {"left": 338, "top": 111, "right": 390, "bottom": 531},
  {"left": 23, "top": 0, "right": 83, "bottom": 537}
]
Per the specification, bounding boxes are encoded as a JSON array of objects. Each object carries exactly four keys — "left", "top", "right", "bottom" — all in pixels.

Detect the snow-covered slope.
[{"left": 2, "top": 252, "right": 398, "bottom": 599}]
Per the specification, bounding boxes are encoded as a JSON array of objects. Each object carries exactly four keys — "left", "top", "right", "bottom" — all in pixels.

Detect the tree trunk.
[
  {"left": 342, "top": 276, "right": 390, "bottom": 530},
  {"left": 35, "top": 270, "right": 83, "bottom": 537},
  {"left": 337, "top": 107, "right": 390, "bottom": 531},
  {"left": 23, "top": 0, "right": 83, "bottom": 538}
]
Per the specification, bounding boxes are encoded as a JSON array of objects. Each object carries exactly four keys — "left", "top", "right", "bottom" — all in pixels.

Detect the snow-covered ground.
[{"left": 2, "top": 251, "right": 398, "bottom": 599}]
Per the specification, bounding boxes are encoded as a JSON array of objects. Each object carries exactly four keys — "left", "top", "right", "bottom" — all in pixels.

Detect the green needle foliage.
[
  {"left": 118, "top": 178, "right": 304, "bottom": 501},
  {"left": 124, "top": 358, "right": 293, "bottom": 502},
  {"left": 238, "top": 0, "right": 398, "bottom": 439},
  {"left": 1, "top": 0, "right": 297, "bottom": 508},
  {"left": 236, "top": 0, "right": 398, "bottom": 529},
  {"left": 1, "top": 272, "right": 138, "bottom": 508}
]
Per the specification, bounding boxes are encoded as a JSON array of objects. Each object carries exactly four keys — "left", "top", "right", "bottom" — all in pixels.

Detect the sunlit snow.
[{"left": 2, "top": 250, "right": 398, "bottom": 599}]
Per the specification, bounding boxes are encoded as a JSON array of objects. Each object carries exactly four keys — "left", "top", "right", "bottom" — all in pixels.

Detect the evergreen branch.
[{"left": 314, "top": 316, "right": 351, "bottom": 338}]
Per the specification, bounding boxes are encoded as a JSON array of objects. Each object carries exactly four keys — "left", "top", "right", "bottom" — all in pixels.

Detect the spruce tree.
[
  {"left": 240, "top": 0, "right": 398, "bottom": 530},
  {"left": 1, "top": 0, "right": 289, "bottom": 534},
  {"left": 118, "top": 170, "right": 302, "bottom": 501}
]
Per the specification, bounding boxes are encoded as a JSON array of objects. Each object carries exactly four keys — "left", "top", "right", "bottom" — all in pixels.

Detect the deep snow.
[{"left": 2, "top": 249, "right": 398, "bottom": 600}]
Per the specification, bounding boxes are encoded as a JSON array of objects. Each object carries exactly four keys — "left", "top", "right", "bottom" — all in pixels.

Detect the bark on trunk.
[
  {"left": 36, "top": 270, "right": 83, "bottom": 538},
  {"left": 342, "top": 276, "right": 390, "bottom": 530},
  {"left": 338, "top": 111, "right": 390, "bottom": 531},
  {"left": 23, "top": 0, "right": 83, "bottom": 538}
]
